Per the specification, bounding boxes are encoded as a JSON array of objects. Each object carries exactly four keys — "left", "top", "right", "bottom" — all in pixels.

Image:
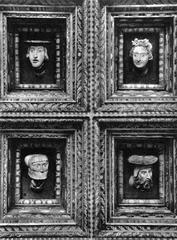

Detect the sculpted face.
[
  {"left": 25, "top": 154, "right": 49, "bottom": 180},
  {"left": 132, "top": 46, "right": 149, "bottom": 68},
  {"left": 133, "top": 166, "right": 153, "bottom": 191},
  {"left": 25, "top": 154, "right": 49, "bottom": 192},
  {"left": 128, "top": 155, "right": 157, "bottom": 192},
  {"left": 27, "top": 46, "right": 46, "bottom": 68},
  {"left": 28, "top": 155, "right": 49, "bottom": 180},
  {"left": 138, "top": 167, "right": 152, "bottom": 184}
]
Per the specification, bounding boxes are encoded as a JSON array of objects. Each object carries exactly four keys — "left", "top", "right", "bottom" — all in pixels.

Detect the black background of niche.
[
  {"left": 20, "top": 147, "right": 56, "bottom": 199},
  {"left": 114, "top": 141, "right": 160, "bottom": 205},
  {"left": 7, "top": 18, "right": 66, "bottom": 89},
  {"left": 123, "top": 146, "right": 159, "bottom": 199},
  {"left": 8, "top": 138, "right": 67, "bottom": 208},
  {"left": 123, "top": 32, "right": 159, "bottom": 84},
  {"left": 19, "top": 32, "right": 56, "bottom": 85}
]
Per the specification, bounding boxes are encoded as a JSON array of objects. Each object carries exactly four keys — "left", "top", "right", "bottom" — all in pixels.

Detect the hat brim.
[{"left": 128, "top": 155, "right": 158, "bottom": 165}]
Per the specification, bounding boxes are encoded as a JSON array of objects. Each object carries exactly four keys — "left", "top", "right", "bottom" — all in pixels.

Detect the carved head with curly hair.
[
  {"left": 128, "top": 155, "right": 158, "bottom": 192},
  {"left": 129, "top": 38, "right": 153, "bottom": 69}
]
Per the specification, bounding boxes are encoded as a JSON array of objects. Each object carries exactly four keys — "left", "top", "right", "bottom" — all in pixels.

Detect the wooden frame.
[
  {"left": 6, "top": 133, "right": 69, "bottom": 219},
  {"left": 116, "top": 24, "right": 162, "bottom": 89},
  {"left": 0, "top": 125, "right": 87, "bottom": 237},
  {"left": 102, "top": 129, "right": 176, "bottom": 224},
  {"left": 113, "top": 16, "right": 172, "bottom": 92},
  {"left": 1, "top": 7, "right": 84, "bottom": 104},
  {"left": 115, "top": 140, "right": 164, "bottom": 205},
  {"left": 96, "top": 121, "right": 177, "bottom": 239},
  {"left": 8, "top": 18, "right": 66, "bottom": 90},
  {"left": 1, "top": 1, "right": 177, "bottom": 239},
  {"left": 100, "top": 7, "right": 175, "bottom": 102},
  {"left": 15, "top": 140, "right": 62, "bottom": 205},
  {"left": 95, "top": 3, "right": 177, "bottom": 238},
  {"left": 7, "top": 15, "right": 66, "bottom": 91},
  {"left": 0, "top": 4, "right": 87, "bottom": 116}
]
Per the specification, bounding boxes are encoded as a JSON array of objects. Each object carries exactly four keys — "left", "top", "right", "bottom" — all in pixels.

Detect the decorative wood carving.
[
  {"left": 0, "top": 0, "right": 82, "bottom": 5},
  {"left": 98, "top": 224, "right": 177, "bottom": 238},
  {"left": 0, "top": 121, "right": 89, "bottom": 237},
  {"left": 0, "top": 0, "right": 177, "bottom": 239},
  {"left": 96, "top": 4, "right": 177, "bottom": 111},
  {"left": 96, "top": 125, "right": 177, "bottom": 238},
  {"left": 97, "top": 102, "right": 177, "bottom": 116},
  {"left": 101, "top": 0, "right": 177, "bottom": 5},
  {"left": 0, "top": 224, "right": 86, "bottom": 238},
  {"left": 0, "top": 5, "right": 87, "bottom": 114}
]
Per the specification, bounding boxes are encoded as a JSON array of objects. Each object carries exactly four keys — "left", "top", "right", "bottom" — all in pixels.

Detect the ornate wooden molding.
[
  {"left": 98, "top": 121, "right": 177, "bottom": 133},
  {"left": 94, "top": 126, "right": 177, "bottom": 237},
  {"left": 0, "top": 123, "right": 89, "bottom": 237},
  {"left": 98, "top": 224, "right": 177, "bottom": 238},
  {"left": 0, "top": 102, "right": 85, "bottom": 113},
  {"left": 1, "top": 0, "right": 177, "bottom": 238},
  {"left": 0, "top": 224, "right": 87, "bottom": 238},
  {"left": 0, "top": 0, "right": 82, "bottom": 6},
  {"left": 0, "top": 5, "right": 87, "bottom": 111},
  {"left": 103, "top": 3, "right": 177, "bottom": 9},
  {"left": 97, "top": 103, "right": 177, "bottom": 116},
  {"left": 97, "top": 4, "right": 177, "bottom": 110}
]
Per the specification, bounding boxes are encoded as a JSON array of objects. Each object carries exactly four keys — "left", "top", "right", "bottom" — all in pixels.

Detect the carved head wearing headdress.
[
  {"left": 128, "top": 155, "right": 158, "bottom": 192},
  {"left": 129, "top": 38, "right": 153, "bottom": 69}
]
